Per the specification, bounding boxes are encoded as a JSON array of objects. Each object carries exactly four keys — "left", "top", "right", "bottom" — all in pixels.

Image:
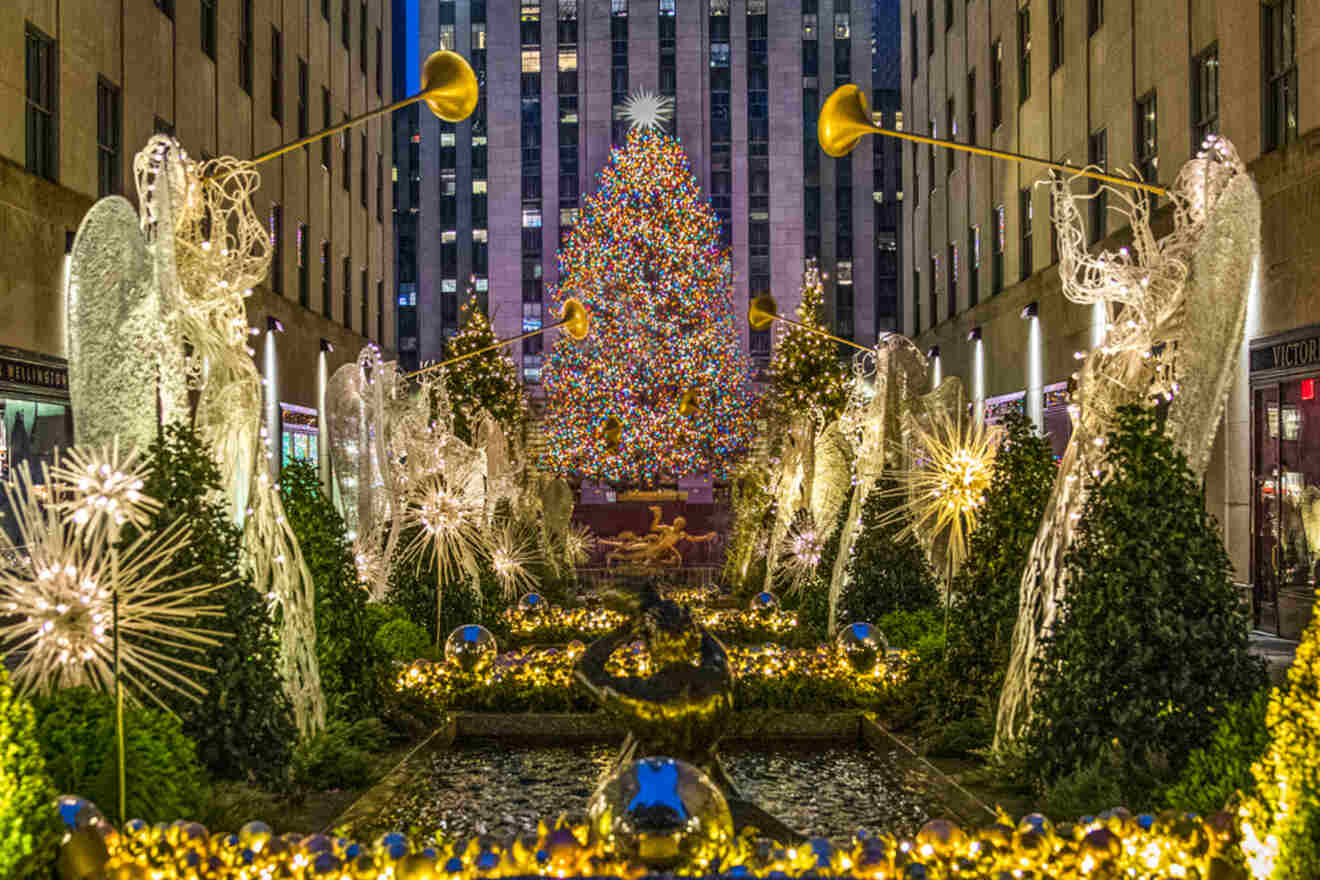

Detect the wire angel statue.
[
  {"left": 64, "top": 136, "right": 324, "bottom": 735},
  {"left": 995, "top": 136, "right": 1262, "bottom": 746}
]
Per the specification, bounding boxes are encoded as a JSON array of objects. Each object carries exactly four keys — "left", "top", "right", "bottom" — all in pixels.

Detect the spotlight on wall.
[
  {"left": 267, "top": 316, "right": 285, "bottom": 333},
  {"left": 1020, "top": 301, "right": 1039, "bottom": 319},
  {"left": 967, "top": 326, "right": 982, "bottom": 342},
  {"left": 320, "top": 338, "right": 334, "bottom": 353},
  {"left": 926, "top": 345, "right": 940, "bottom": 359}
]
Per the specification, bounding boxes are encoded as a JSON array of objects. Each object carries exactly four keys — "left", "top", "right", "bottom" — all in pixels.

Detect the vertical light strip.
[
  {"left": 973, "top": 338, "right": 985, "bottom": 424},
  {"left": 317, "top": 349, "right": 330, "bottom": 492},
  {"left": 1028, "top": 315, "right": 1043, "bottom": 430},
  {"left": 264, "top": 330, "right": 279, "bottom": 479},
  {"left": 932, "top": 352, "right": 942, "bottom": 387}
]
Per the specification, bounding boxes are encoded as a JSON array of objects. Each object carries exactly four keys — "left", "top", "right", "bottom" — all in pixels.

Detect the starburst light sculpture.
[
  {"left": 400, "top": 462, "right": 488, "bottom": 590},
  {"left": 884, "top": 406, "right": 999, "bottom": 581},
  {"left": 564, "top": 522, "right": 597, "bottom": 567},
  {"left": 490, "top": 521, "right": 541, "bottom": 599},
  {"left": 780, "top": 510, "right": 825, "bottom": 593},
  {"left": 0, "top": 464, "right": 223, "bottom": 704},
  {"left": 50, "top": 440, "right": 159, "bottom": 537}
]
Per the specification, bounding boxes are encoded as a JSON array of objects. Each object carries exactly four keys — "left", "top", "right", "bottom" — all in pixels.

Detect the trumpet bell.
[
  {"left": 601, "top": 416, "right": 623, "bottom": 451},
  {"left": 818, "top": 84, "right": 881, "bottom": 158},
  {"left": 559, "top": 297, "right": 590, "bottom": 341},
  {"left": 748, "top": 295, "right": 779, "bottom": 332},
  {"left": 420, "top": 51, "right": 479, "bottom": 122}
]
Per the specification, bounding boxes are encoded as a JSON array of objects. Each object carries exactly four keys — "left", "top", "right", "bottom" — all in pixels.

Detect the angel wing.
[{"left": 66, "top": 197, "right": 162, "bottom": 451}]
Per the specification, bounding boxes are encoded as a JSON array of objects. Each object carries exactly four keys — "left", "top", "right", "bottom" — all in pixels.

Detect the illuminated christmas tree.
[
  {"left": 540, "top": 97, "right": 755, "bottom": 485},
  {"left": 442, "top": 293, "right": 525, "bottom": 444},
  {"left": 762, "top": 259, "right": 849, "bottom": 434}
]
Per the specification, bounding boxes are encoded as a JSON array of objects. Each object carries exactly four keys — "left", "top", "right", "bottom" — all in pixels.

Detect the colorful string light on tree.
[{"left": 540, "top": 121, "right": 755, "bottom": 485}]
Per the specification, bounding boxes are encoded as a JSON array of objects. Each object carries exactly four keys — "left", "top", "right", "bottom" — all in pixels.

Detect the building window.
[
  {"left": 154, "top": 115, "right": 174, "bottom": 136},
  {"left": 944, "top": 0, "right": 953, "bottom": 31},
  {"left": 342, "top": 255, "right": 352, "bottom": 330},
  {"left": 296, "top": 60, "right": 309, "bottom": 141},
  {"left": 359, "top": 134, "right": 367, "bottom": 207},
  {"left": 1192, "top": 44, "right": 1219, "bottom": 148},
  {"left": 96, "top": 77, "right": 120, "bottom": 197},
  {"left": 238, "top": 0, "right": 253, "bottom": 94},
  {"left": 947, "top": 242, "right": 958, "bottom": 318},
  {"left": 376, "top": 28, "right": 383, "bottom": 96},
  {"left": 322, "top": 0, "right": 329, "bottom": 20},
  {"left": 342, "top": 0, "right": 351, "bottom": 50},
  {"left": 25, "top": 25, "right": 57, "bottom": 182},
  {"left": 834, "top": 11, "right": 850, "bottom": 38},
  {"left": 913, "top": 268, "right": 921, "bottom": 333},
  {"left": 321, "top": 241, "right": 332, "bottom": 317},
  {"left": 1049, "top": 0, "right": 1062, "bottom": 71},
  {"left": 992, "top": 204, "right": 1005, "bottom": 293},
  {"left": 1088, "top": 0, "right": 1102, "bottom": 35},
  {"left": 360, "top": 267, "right": 368, "bottom": 336},
  {"left": 926, "top": 1, "right": 934, "bottom": 56},
  {"left": 376, "top": 152, "right": 383, "bottom": 220},
  {"left": 377, "top": 279, "right": 384, "bottom": 344},
  {"left": 1263, "top": 0, "right": 1297, "bottom": 153},
  {"left": 966, "top": 69, "right": 976, "bottom": 145},
  {"left": 929, "top": 256, "right": 938, "bottom": 327},
  {"left": 269, "top": 204, "right": 283, "bottom": 295},
  {"left": 1135, "top": 91, "right": 1158, "bottom": 203},
  {"left": 911, "top": 10, "right": 919, "bottom": 79},
  {"left": 912, "top": 143, "right": 919, "bottom": 208},
  {"left": 945, "top": 99, "right": 955, "bottom": 176},
  {"left": 342, "top": 114, "right": 351, "bottom": 191},
  {"left": 1019, "top": 187, "right": 1033, "bottom": 281},
  {"left": 297, "top": 223, "right": 309, "bottom": 308},
  {"left": 1017, "top": 5, "right": 1031, "bottom": 104},
  {"left": 201, "top": 0, "right": 217, "bottom": 59},
  {"left": 360, "top": 3, "right": 368, "bottom": 75},
  {"left": 968, "top": 225, "right": 980, "bottom": 307},
  {"left": 154, "top": 0, "right": 174, "bottom": 19},
  {"left": 990, "top": 40, "right": 1003, "bottom": 128},
  {"left": 321, "top": 87, "right": 332, "bottom": 170},
  {"left": 1088, "top": 129, "right": 1107, "bottom": 243},
  {"left": 271, "top": 27, "right": 283, "bottom": 122}
]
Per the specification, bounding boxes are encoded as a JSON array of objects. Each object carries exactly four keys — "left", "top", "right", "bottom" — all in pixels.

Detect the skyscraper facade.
[{"left": 396, "top": 0, "right": 903, "bottom": 384}]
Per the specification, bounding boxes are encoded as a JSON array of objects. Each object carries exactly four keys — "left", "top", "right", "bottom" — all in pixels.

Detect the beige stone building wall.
[
  {"left": 0, "top": 0, "right": 394, "bottom": 417},
  {"left": 903, "top": 0, "right": 1319, "bottom": 631}
]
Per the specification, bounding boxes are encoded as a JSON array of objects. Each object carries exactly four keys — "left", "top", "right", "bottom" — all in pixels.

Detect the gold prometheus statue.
[{"left": 600, "top": 505, "right": 717, "bottom": 568}]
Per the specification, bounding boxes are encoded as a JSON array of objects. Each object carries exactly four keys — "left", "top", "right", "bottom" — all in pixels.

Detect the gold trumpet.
[
  {"left": 245, "top": 50, "right": 478, "bottom": 169},
  {"left": 404, "top": 297, "right": 590, "bottom": 379},
  {"left": 748, "top": 294, "right": 874, "bottom": 353},
  {"left": 818, "top": 84, "right": 1167, "bottom": 197}
]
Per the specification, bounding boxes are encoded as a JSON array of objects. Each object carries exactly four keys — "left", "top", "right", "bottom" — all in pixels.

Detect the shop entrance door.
[{"left": 1252, "top": 379, "right": 1320, "bottom": 635}]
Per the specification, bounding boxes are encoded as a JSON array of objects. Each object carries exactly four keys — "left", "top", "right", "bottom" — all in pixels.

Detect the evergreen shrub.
[
  {"left": 137, "top": 423, "right": 295, "bottom": 786},
  {"left": 1026, "top": 407, "right": 1265, "bottom": 801},
  {"left": 280, "top": 460, "right": 380, "bottom": 720},
  {"left": 0, "top": 667, "right": 58, "bottom": 879},
  {"left": 842, "top": 480, "right": 939, "bottom": 621},
  {"left": 1160, "top": 688, "right": 1269, "bottom": 816},
  {"left": 31, "top": 687, "right": 209, "bottom": 823}
]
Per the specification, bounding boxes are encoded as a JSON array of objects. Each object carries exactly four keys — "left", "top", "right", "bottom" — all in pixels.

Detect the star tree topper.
[{"left": 622, "top": 89, "right": 675, "bottom": 132}]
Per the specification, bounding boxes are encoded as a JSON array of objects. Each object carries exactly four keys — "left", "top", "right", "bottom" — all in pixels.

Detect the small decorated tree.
[
  {"left": 842, "top": 480, "right": 940, "bottom": 621},
  {"left": 540, "top": 94, "right": 755, "bottom": 485},
  {"left": 762, "top": 259, "right": 849, "bottom": 438},
  {"left": 441, "top": 292, "right": 526, "bottom": 445}
]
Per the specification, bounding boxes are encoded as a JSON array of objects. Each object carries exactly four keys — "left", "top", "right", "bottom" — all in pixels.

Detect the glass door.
[
  {"left": 1253, "top": 384, "right": 1281, "bottom": 632},
  {"left": 1254, "top": 378, "right": 1320, "bottom": 634}
]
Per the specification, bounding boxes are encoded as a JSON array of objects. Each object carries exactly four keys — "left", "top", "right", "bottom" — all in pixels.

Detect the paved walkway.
[{"left": 1249, "top": 630, "right": 1300, "bottom": 684}]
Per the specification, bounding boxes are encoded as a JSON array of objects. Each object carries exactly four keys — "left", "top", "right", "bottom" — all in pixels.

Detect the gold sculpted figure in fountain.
[{"left": 599, "top": 506, "right": 717, "bottom": 568}]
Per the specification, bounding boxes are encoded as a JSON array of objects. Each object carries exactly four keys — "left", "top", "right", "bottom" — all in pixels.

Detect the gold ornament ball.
[
  {"left": 749, "top": 591, "right": 779, "bottom": 617},
  {"left": 444, "top": 624, "right": 498, "bottom": 674},
  {"left": 396, "top": 852, "right": 442, "bottom": 880},
  {"left": 915, "top": 819, "right": 967, "bottom": 860},
  {"left": 589, "top": 756, "right": 733, "bottom": 870},
  {"left": 835, "top": 621, "right": 887, "bottom": 674}
]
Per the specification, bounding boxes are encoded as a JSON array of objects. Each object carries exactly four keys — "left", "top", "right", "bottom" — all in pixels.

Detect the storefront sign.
[
  {"left": 0, "top": 358, "right": 67, "bottom": 392},
  {"left": 1252, "top": 334, "right": 1320, "bottom": 373}
]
